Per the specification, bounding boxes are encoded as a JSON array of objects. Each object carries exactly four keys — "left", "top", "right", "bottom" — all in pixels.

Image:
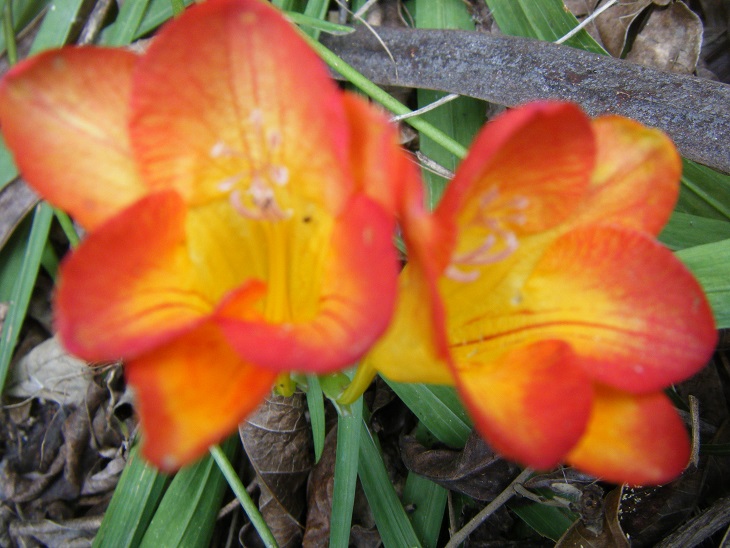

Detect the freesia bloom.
[
  {"left": 0, "top": 0, "right": 426, "bottom": 469},
  {"left": 359, "top": 102, "right": 717, "bottom": 485}
]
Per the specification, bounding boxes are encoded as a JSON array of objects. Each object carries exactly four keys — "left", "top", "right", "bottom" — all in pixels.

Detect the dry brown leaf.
[
  {"left": 400, "top": 430, "right": 518, "bottom": 501},
  {"left": 625, "top": 2, "right": 703, "bottom": 74},
  {"left": 302, "top": 426, "right": 379, "bottom": 548},
  {"left": 556, "top": 486, "right": 629, "bottom": 547},
  {"left": 239, "top": 393, "right": 313, "bottom": 548},
  {"left": 595, "top": 0, "right": 656, "bottom": 56},
  {"left": 0, "top": 179, "right": 39, "bottom": 250},
  {"left": 7, "top": 336, "right": 92, "bottom": 406}
]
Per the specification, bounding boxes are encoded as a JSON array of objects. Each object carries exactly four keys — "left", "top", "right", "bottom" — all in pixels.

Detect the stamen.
[
  {"left": 447, "top": 187, "right": 529, "bottom": 282},
  {"left": 268, "top": 131, "right": 282, "bottom": 150},
  {"left": 269, "top": 165, "right": 289, "bottom": 186},
  {"left": 445, "top": 265, "right": 481, "bottom": 283},
  {"left": 249, "top": 109, "right": 264, "bottom": 127}
]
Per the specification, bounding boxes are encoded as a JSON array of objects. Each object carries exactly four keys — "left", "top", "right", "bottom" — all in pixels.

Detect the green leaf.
[
  {"left": 414, "top": 0, "right": 485, "bottom": 209},
  {"left": 659, "top": 212, "right": 730, "bottom": 251},
  {"left": 508, "top": 501, "right": 575, "bottom": 541},
  {"left": 100, "top": 0, "right": 152, "bottom": 46},
  {"left": 677, "top": 238, "right": 730, "bottom": 329},
  {"left": 329, "top": 393, "right": 363, "bottom": 547},
  {"left": 402, "top": 472, "right": 447, "bottom": 548},
  {"left": 359, "top": 423, "right": 422, "bottom": 548},
  {"left": 140, "top": 436, "right": 237, "bottom": 548},
  {"left": 484, "top": 0, "right": 606, "bottom": 54},
  {"left": 676, "top": 159, "right": 730, "bottom": 221},
  {"left": 305, "top": 374, "right": 326, "bottom": 462},
  {"left": 0, "top": 0, "right": 51, "bottom": 57},
  {"left": 29, "top": 0, "right": 86, "bottom": 54},
  {"left": 385, "top": 379, "right": 471, "bottom": 448},
  {"left": 93, "top": 444, "right": 170, "bottom": 547},
  {"left": 0, "top": 203, "right": 52, "bottom": 394}
]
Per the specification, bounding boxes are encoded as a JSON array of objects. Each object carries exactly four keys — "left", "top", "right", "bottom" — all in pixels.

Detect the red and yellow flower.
[
  {"left": 358, "top": 102, "right": 717, "bottom": 485},
  {"left": 0, "top": 0, "right": 424, "bottom": 469}
]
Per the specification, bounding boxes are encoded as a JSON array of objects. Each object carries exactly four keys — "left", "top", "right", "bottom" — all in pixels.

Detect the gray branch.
[{"left": 322, "top": 28, "right": 730, "bottom": 174}]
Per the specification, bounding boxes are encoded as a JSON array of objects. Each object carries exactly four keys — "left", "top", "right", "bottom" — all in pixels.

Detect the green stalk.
[
  {"left": 2, "top": 1, "right": 17, "bottom": 65},
  {"left": 208, "top": 445, "right": 279, "bottom": 548},
  {"left": 302, "top": 34, "right": 467, "bottom": 160}
]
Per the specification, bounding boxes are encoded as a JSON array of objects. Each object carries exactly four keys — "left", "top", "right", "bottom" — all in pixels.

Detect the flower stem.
[
  {"left": 209, "top": 445, "right": 279, "bottom": 548},
  {"left": 3, "top": 1, "right": 17, "bottom": 66}
]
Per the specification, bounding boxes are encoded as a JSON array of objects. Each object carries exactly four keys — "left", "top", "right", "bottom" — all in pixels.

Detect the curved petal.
[
  {"left": 456, "top": 341, "right": 593, "bottom": 470},
  {"left": 447, "top": 225, "right": 716, "bottom": 393},
  {"left": 567, "top": 385, "right": 690, "bottom": 486},
  {"left": 129, "top": 0, "right": 351, "bottom": 213},
  {"left": 341, "top": 91, "right": 454, "bottom": 384},
  {"left": 57, "top": 191, "right": 211, "bottom": 361},
  {"left": 0, "top": 47, "right": 144, "bottom": 229},
  {"left": 127, "top": 321, "right": 276, "bottom": 470},
  {"left": 571, "top": 116, "right": 681, "bottom": 234},
  {"left": 437, "top": 102, "right": 594, "bottom": 242},
  {"left": 364, "top": 261, "right": 454, "bottom": 385},
  {"left": 216, "top": 195, "right": 398, "bottom": 373}
]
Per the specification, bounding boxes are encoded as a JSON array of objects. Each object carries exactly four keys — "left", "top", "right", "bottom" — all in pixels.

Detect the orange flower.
[
  {"left": 0, "top": 0, "right": 422, "bottom": 470},
  {"left": 362, "top": 102, "right": 717, "bottom": 485}
]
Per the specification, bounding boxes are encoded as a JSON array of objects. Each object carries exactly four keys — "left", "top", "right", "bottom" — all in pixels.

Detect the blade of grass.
[
  {"left": 402, "top": 472, "right": 447, "bottom": 548},
  {"left": 385, "top": 379, "right": 471, "bottom": 448},
  {"left": 101, "top": 0, "right": 151, "bottom": 46},
  {"left": 677, "top": 238, "right": 730, "bottom": 329},
  {"left": 484, "top": 0, "right": 606, "bottom": 54},
  {"left": 301, "top": 0, "right": 329, "bottom": 39},
  {"left": 169, "top": 0, "right": 184, "bottom": 17},
  {"left": 140, "top": 435, "right": 238, "bottom": 547},
  {"left": 676, "top": 160, "right": 730, "bottom": 221},
  {"left": 659, "top": 212, "right": 730, "bottom": 251},
  {"left": 209, "top": 444, "right": 278, "bottom": 548},
  {"left": 414, "top": 0, "right": 485, "bottom": 208},
  {"left": 0, "top": 215, "right": 30, "bottom": 302},
  {"left": 29, "top": 0, "right": 86, "bottom": 54},
  {"left": 0, "top": 0, "right": 51, "bottom": 58},
  {"left": 286, "top": 11, "right": 354, "bottom": 35},
  {"left": 359, "top": 421, "right": 423, "bottom": 548},
  {"left": 0, "top": 203, "right": 52, "bottom": 393},
  {"left": 93, "top": 443, "right": 171, "bottom": 547},
  {"left": 121, "top": 0, "right": 194, "bottom": 39},
  {"left": 302, "top": 33, "right": 467, "bottom": 160},
  {"left": 507, "top": 501, "right": 575, "bottom": 541},
  {"left": 329, "top": 392, "right": 363, "bottom": 547},
  {"left": 3, "top": 1, "right": 18, "bottom": 64},
  {"left": 305, "top": 374, "right": 326, "bottom": 462}
]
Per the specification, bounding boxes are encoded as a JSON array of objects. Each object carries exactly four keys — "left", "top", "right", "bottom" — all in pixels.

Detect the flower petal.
[
  {"left": 567, "top": 385, "right": 690, "bottom": 486},
  {"left": 129, "top": 0, "right": 350, "bottom": 213},
  {"left": 342, "top": 91, "right": 454, "bottom": 384},
  {"left": 437, "top": 102, "right": 594, "bottom": 238},
  {"left": 456, "top": 341, "right": 593, "bottom": 469},
  {"left": 216, "top": 195, "right": 398, "bottom": 373},
  {"left": 127, "top": 321, "right": 276, "bottom": 470},
  {"left": 365, "top": 261, "right": 454, "bottom": 385},
  {"left": 57, "top": 191, "right": 211, "bottom": 361},
  {"left": 0, "top": 47, "right": 144, "bottom": 228},
  {"left": 448, "top": 225, "right": 717, "bottom": 393},
  {"left": 446, "top": 225, "right": 716, "bottom": 393},
  {"left": 571, "top": 115, "right": 681, "bottom": 234},
  {"left": 518, "top": 225, "right": 716, "bottom": 392}
]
